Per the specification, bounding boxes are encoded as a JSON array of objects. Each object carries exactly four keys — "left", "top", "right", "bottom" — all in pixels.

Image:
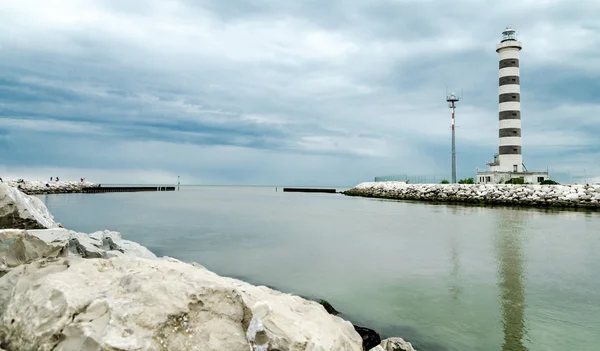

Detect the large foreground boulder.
[
  {"left": 0, "top": 256, "right": 363, "bottom": 351},
  {"left": 0, "top": 184, "right": 58, "bottom": 229},
  {"left": 0, "top": 228, "right": 156, "bottom": 278}
]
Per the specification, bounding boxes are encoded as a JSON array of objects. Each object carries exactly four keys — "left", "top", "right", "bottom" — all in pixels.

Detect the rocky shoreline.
[
  {"left": 3, "top": 180, "right": 97, "bottom": 195},
  {"left": 343, "top": 182, "right": 600, "bottom": 209},
  {"left": 0, "top": 183, "right": 416, "bottom": 351}
]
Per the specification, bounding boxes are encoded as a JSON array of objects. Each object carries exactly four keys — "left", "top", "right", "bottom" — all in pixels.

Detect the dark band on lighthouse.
[
  {"left": 499, "top": 58, "right": 519, "bottom": 68},
  {"left": 499, "top": 76, "right": 520, "bottom": 86},
  {"left": 499, "top": 111, "right": 520, "bottom": 120},
  {"left": 499, "top": 93, "right": 520, "bottom": 103},
  {"left": 499, "top": 128, "right": 521, "bottom": 137},
  {"left": 499, "top": 146, "right": 522, "bottom": 155}
]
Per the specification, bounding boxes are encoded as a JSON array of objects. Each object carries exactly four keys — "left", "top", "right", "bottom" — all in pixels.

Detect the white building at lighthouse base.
[
  {"left": 476, "top": 154, "right": 549, "bottom": 184},
  {"left": 476, "top": 171, "right": 550, "bottom": 184}
]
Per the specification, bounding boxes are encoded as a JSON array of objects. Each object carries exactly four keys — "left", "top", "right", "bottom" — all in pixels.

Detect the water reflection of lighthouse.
[{"left": 495, "top": 210, "right": 529, "bottom": 351}]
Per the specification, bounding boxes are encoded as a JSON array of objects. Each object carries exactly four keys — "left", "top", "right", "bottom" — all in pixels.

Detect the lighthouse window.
[
  {"left": 511, "top": 61, "right": 515, "bottom": 64},
  {"left": 512, "top": 95, "right": 516, "bottom": 99},
  {"left": 512, "top": 113, "right": 517, "bottom": 116},
  {"left": 513, "top": 130, "right": 517, "bottom": 134},
  {"left": 511, "top": 78, "right": 516, "bottom": 81}
]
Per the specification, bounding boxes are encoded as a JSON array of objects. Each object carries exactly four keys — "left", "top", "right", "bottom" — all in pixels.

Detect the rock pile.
[
  {"left": 4, "top": 180, "right": 96, "bottom": 195},
  {"left": 0, "top": 184, "right": 416, "bottom": 350},
  {"left": 344, "top": 182, "right": 600, "bottom": 209}
]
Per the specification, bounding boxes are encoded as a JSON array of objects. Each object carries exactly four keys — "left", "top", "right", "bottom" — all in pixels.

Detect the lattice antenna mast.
[{"left": 446, "top": 92, "right": 460, "bottom": 183}]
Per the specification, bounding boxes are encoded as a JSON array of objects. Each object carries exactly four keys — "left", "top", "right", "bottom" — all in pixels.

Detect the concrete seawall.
[{"left": 343, "top": 182, "right": 600, "bottom": 209}]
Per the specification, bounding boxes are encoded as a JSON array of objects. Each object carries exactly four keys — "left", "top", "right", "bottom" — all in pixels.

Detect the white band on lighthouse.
[
  {"left": 499, "top": 119, "right": 521, "bottom": 129},
  {"left": 499, "top": 85, "right": 520, "bottom": 95}
]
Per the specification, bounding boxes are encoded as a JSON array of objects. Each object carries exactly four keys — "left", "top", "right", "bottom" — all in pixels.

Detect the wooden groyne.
[
  {"left": 283, "top": 188, "right": 337, "bottom": 194},
  {"left": 82, "top": 186, "right": 176, "bottom": 194}
]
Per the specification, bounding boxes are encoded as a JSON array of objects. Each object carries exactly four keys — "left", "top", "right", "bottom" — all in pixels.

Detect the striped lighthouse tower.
[{"left": 496, "top": 27, "right": 523, "bottom": 173}]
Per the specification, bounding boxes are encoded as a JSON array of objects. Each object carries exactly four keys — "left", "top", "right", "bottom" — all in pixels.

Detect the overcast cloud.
[{"left": 1, "top": 0, "right": 599, "bottom": 185}]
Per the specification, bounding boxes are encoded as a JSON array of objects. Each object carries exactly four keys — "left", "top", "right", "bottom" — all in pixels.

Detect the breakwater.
[
  {"left": 343, "top": 182, "right": 600, "bottom": 209},
  {"left": 82, "top": 186, "right": 175, "bottom": 193},
  {"left": 4, "top": 180, "right": 176, "bottom": 195},
  {"left": 5, "top": 180, "right": 96, "bottom": 195}
]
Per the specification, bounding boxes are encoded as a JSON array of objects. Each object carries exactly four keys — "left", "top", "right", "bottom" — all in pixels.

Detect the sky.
[{"left": 1, "top": 0, "right": 599, "bottom": 186}]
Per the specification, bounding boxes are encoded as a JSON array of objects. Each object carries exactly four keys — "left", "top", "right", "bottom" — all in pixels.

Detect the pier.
[
  {"left": 283, "top": 188, "right": 337, "bottom": 194},
  {"left": 82, "top": 186, "right": 175, "bottom": 194}
]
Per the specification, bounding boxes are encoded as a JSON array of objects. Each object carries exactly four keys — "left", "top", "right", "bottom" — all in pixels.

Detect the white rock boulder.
[
  {"left": 32, "top": 228, "right": 157, "bottom": 260},
  {"left": 0, "top": 228, "right": 156, "bottom": 278},
  {"left": 0, "top": 256, "right": 363, "bottom": 351},
  {"left": 0, "top": 183, "right": 58, "bottom": 229},
  {"left": 0, "top": 230, "right": 67, "bottom": 277}
]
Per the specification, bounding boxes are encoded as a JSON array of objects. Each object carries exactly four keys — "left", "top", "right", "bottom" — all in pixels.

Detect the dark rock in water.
[
  {"left": 354, "top": 325, "right": 381, "bottom": 351},
  {"left": 313, "top": 298, "right": 381, "bottom": 350},
  {"left": 318, "top": 299, "right": 339, "bottom": 315}
]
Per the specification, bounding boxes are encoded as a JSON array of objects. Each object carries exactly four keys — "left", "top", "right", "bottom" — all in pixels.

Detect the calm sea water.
[{"left": 38, "top": 186, "right": 600, "bottom": 351}]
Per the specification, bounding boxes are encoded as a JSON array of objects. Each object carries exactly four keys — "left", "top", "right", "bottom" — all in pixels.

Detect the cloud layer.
[{"left": 1, "top": 0, "right": 599, "bottom": 185}]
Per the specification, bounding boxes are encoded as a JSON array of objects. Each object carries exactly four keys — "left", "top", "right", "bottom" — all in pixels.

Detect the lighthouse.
[
  {"left": 496, "top": 27, "right": 523, "bottom": 173},
  {"left": 476, "top": 27, "right": 549, "bottom": 184}
]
